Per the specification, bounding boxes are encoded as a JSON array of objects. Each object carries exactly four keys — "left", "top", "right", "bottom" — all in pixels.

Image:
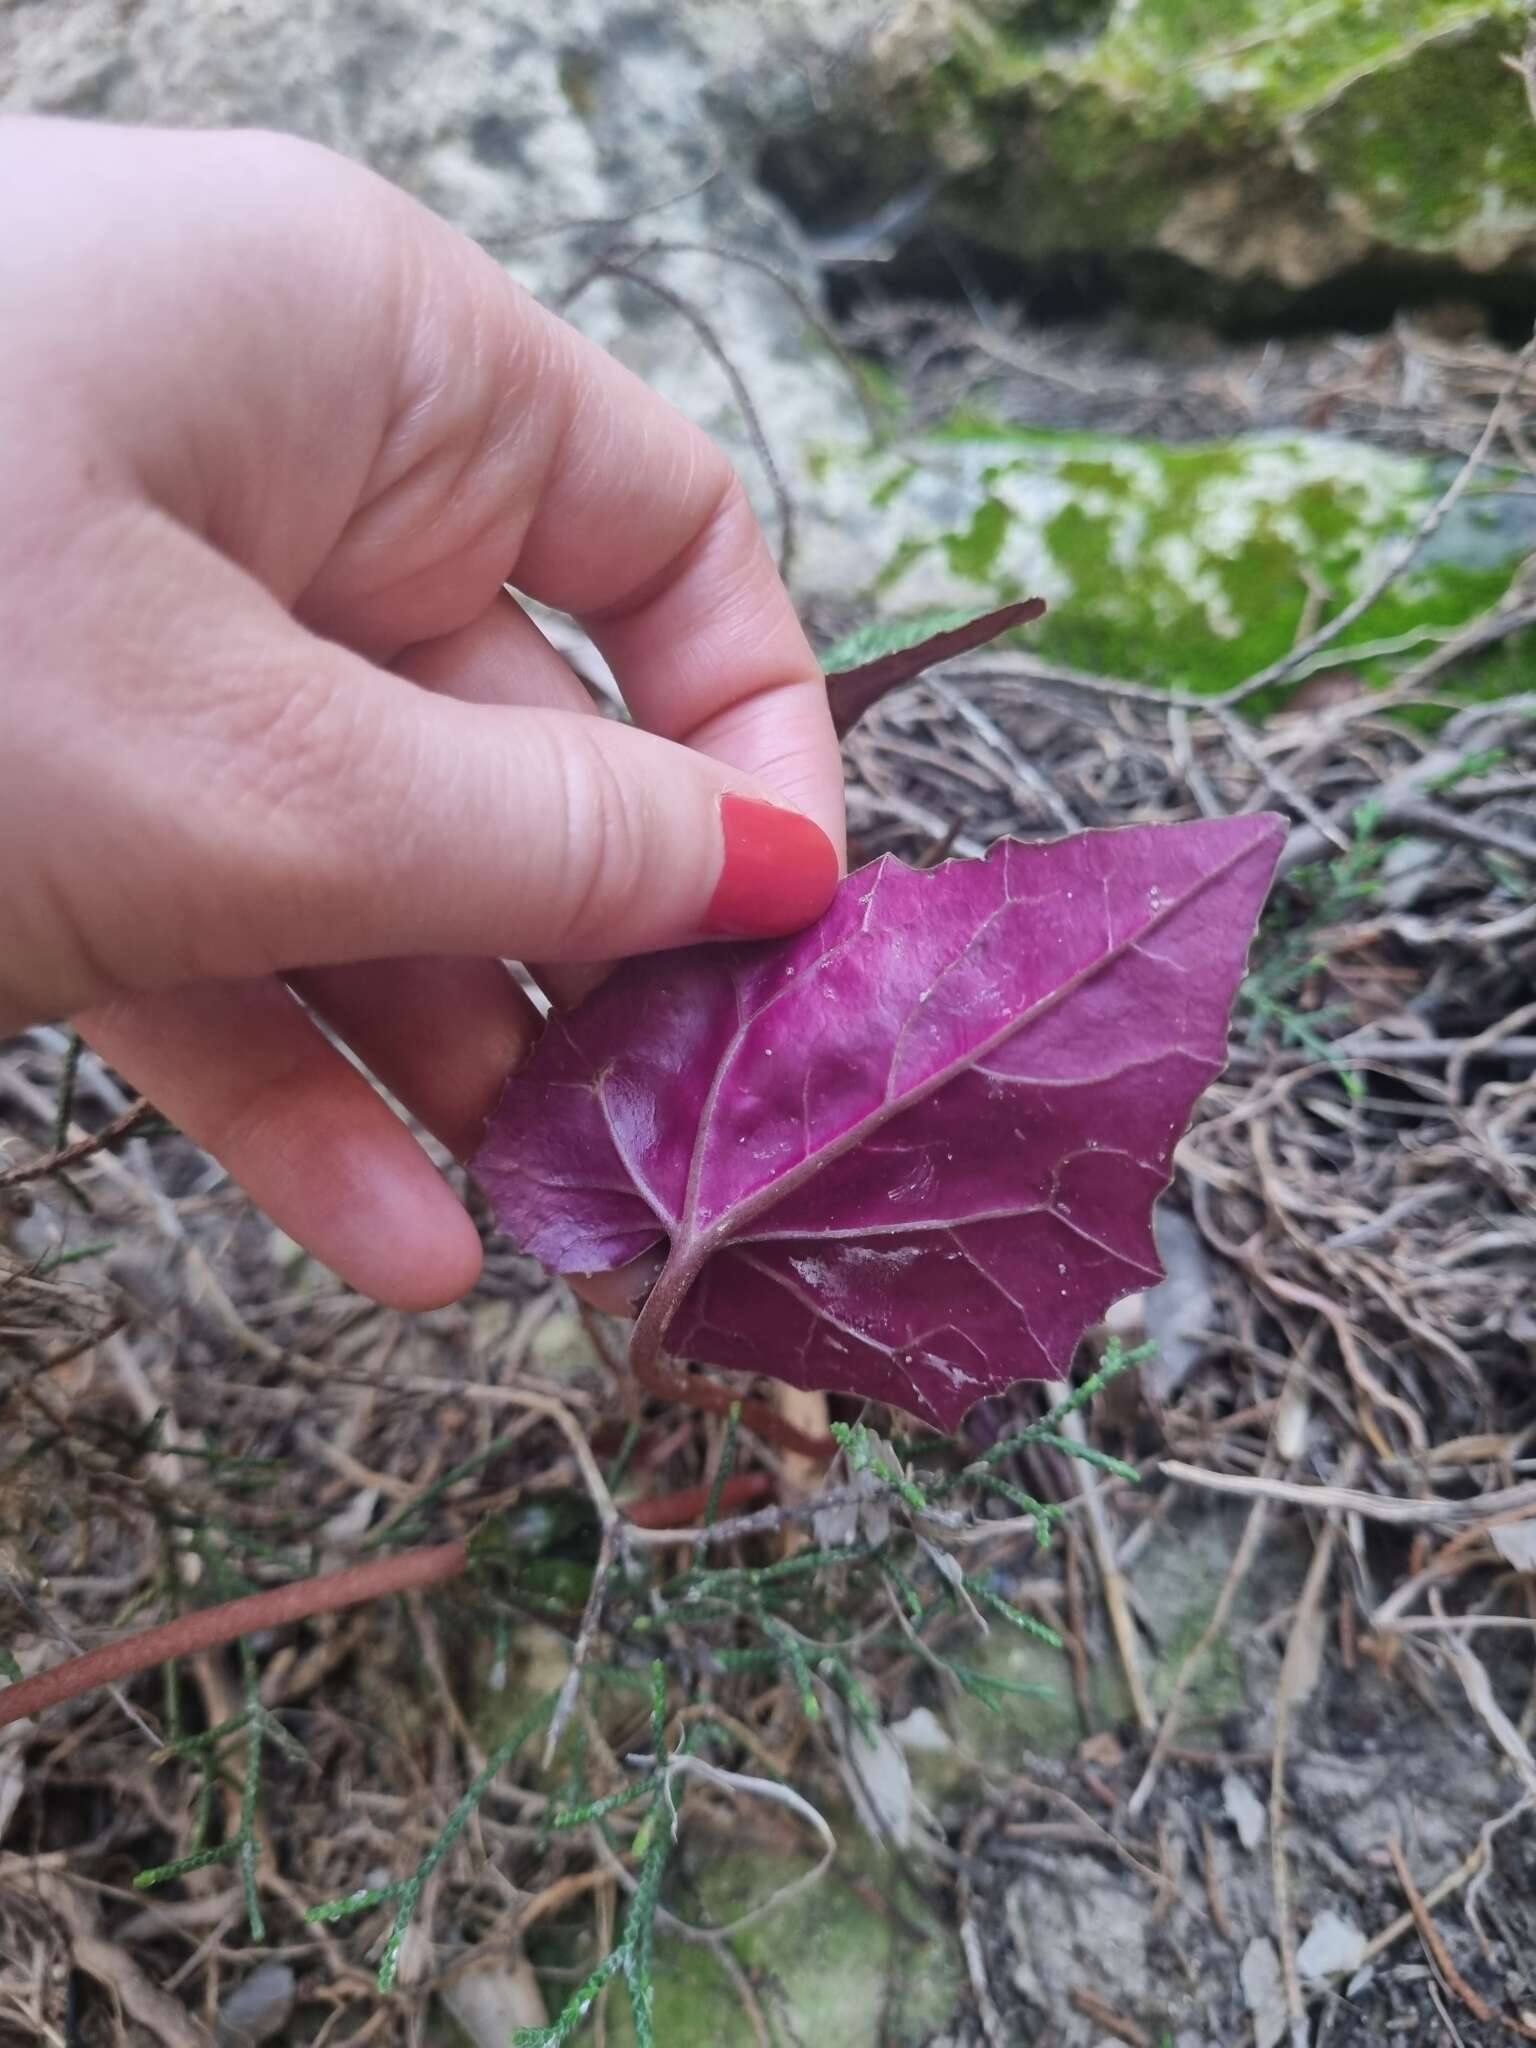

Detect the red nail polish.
[{"left": 703, "top": 794, "right": 840, "bottom": 938}]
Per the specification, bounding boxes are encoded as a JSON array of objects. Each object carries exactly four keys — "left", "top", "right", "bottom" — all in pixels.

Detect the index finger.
[
  {"left": 579, "top": 476, "right": 844, "bottom": 849},
  {"left": 397, "top": 227, "right": 845, "bottom": 850}
]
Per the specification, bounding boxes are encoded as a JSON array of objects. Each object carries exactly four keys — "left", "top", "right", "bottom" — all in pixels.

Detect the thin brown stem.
[{"left": 0, "top": 1099, "right": 153, "bottom": 1188}]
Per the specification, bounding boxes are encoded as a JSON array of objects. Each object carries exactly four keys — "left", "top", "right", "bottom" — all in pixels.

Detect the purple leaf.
[
  {"left": 474, "top": 815, "right": 1283, "bottom": 1430},
  {"left": 825, "top": 600, "right": 1046, "bottom": 735}
]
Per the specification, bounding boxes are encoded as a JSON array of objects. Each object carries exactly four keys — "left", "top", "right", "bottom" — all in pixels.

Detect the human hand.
[{"left": 0, "top": 118, "right": 844, "bottom": 1309}]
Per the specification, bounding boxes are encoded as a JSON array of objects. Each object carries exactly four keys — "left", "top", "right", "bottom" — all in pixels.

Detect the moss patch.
[
  {"left": 533, "top": 1832, "right": 964, "bottom": 2048},
  {"left": 1298, "top": 15, "right": 1536, "bottom": 252},
  {"left": 878, "top": 0, "right": 1536, "bottom": 287},
  {"left": 945, "top": 493, "right": 1013, "bottom": 577},
  {"left": 939, "top": 1504, "right": 1300, "bottom": 1775},
  {"left": 1091, "top": 0, "right": 1506, "bottom": 117},
  {"left": 806, "top": 420, "right": 1536, "bottom": 714},
  {"left": 947, "top": 1630, "right": 1085, "bottom": 1763}
]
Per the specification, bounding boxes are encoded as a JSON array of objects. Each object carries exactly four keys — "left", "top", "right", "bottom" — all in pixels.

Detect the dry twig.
[{"left": 1387, "top": 1835, "right": 1536, "bottom": 2041}]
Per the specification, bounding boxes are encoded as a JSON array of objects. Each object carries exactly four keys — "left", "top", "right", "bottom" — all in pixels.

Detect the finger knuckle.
[
  {"left": 202, "top": 661, "right": 358, "bottom": 830},
  {"left": 195, "top": 1042, "right": 328, "bottom": 1178},
  {"left": 551, "top": 727, "right": 645, "bottom": 951},
  {"left": 175, "top": 661, "right": 390, "bottom": 973}
]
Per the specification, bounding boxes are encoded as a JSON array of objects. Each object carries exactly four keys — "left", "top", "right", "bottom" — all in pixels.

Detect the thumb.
[
  {"left": 271, "top": 681, "right": 845, "bottom": 970},
  {"left": 30, "top": 557, "right": 839, "bottom": 1014}
]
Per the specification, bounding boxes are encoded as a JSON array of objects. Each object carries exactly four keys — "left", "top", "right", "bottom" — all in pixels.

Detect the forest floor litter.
[{"left": 2, "top": 310, "right": 1534, "bottom": 2048}]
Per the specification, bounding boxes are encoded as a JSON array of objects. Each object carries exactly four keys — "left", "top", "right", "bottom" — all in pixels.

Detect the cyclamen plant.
[
  {"left": 3, "top": 600, "right": 1283, "bottom": 2034},
  {"left": 476, "top": 605, "right": 1283, "bottom": 1430}
]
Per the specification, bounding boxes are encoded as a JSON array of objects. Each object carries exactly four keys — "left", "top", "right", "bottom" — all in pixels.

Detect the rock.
[
  {"left": 1297, "top": 1909, "right": 1368, "bottom": 1982},
  {"left": 215, "top": 1963, "right": 296, "bottom": 2046},
  {"left": 1293, "top": 1714, "right": 1507, "bottom": 1865},
  {"left": 472, "top": 1619, "right": 575, "bottom": 1764},
  {"left": 890, "top": 1704, "right": 973, "bottom": 1805},
  {"left": 1239, "top": 1935, "right": 1288, "bottom": 2048},
  {"left": 1141, "top": 1206, "right": 1217, "bottom": 1402},
  {"left": 1003, "top": 1858, "right": 1156, "bottom": 2042},
  {"left": 944, "top": 1501, "right": 1303, "bottom": 1771},
  {"left": 946, "top": 1624, "right": 1085, "bottom": 1764},
  {"left": 10, "top": 1, "right": 1535, "bottom": 702},
  {"left": 437, "top": 1955, "right": 547, "bottom": 2044},
  {"left": 800, "top": 421, "right": 1536, "bottom": 708},
  {"left": 1133, "top": 1505, "right": 1296, "bottom": 1724},
  {"left": 536, "top": 1830, "right": 964, "bottom": 2046},
  {"left": 756, "top": 0, "right": 1536, "bottom": 305},
  {"left": 526, "top": 1307, "right": 604, "bottom": 1389},
  {"left": 891, "top": 1704, "right": 952, "bottom": 1756},
  {"left": 1221, "top": 1771, "right": 1268, "bottom": 1853}
]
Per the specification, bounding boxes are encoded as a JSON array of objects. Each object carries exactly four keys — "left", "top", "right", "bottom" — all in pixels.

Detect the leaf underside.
[{"left": 474, "top": 815, "right": 1284, "bottom": 1429}]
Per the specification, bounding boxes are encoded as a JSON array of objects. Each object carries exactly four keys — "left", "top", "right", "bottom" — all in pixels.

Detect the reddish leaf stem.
[
  {"left": 0, "top": 1541, "right": 468, "bottom": 1732},
  {"left": 628, "top": 1227, "right": 836, "bottom": 1464},
  {"left": 622, "top": 1471, "right": 772, "bottom": 1528},
  {"left": 630, "top": 1343, "right": 835, "bottom": 1462}
]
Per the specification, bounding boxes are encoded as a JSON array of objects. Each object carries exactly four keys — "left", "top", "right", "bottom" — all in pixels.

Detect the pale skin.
[{"left": 0, "top": 119, "right": 846, "bottom": 1310}]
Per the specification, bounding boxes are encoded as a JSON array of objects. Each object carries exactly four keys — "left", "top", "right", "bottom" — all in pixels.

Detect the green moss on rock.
[
  {"left": 938, "top": 1506, "right": 1299, "bottom": 1776},
  {"left": 947, "top": 1632, "right": 1085, "bottom": 1761},
  {"left": 536, "top": 1834, "right": 964, "bottom": 2048},
  {"left": 872, "top": 0, "right": 1536, "bottom": 290},
  {"left": 945, "top": 493, "right": 1014, "bottom": 576},
  {"left": 1090, "top": 0, "right": 1499, "bottom": 116},
  {"left": 803, "top": 419, "right": 1536, "bottom": 712},
  {"left": 1297, "top": 15, "right": 1536, "bottom": 256}
]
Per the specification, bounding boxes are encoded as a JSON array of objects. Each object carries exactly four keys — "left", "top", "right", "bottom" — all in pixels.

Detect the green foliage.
[
  {"left": 369, "top": 1426, "right": 542, "bottom": 1550},
  {"left": 961, "top": 1577, "right": 1063, "bottom": 1646},
  {"left": 847, "top": 424, "right": 1536, "bottom": 718},
  {"left": 1427, "top": 745, "right": 1507, "bottom": 793},
  {"left": 614, "top": 1341, "right": 1152, "bottom": 1743},
  {"left": 934, "top": 1337, "right": 1150, "bottom": 1497},
  {"left": 31, "top": 1240, "right": 115, "bottom": 1275},
  {"left": 308, "top": 1694, "right": 559, "bottom": 1990},
  {"left": 129, "top": 1346, "right": 1150, "bottom": 2038},
  {"left": 50, "top": 1032, "right": 83, "bottom": 1152},
  {"left": 134, "top": 1555, "right": 305, "bottom": 1940},
  {"left": 513, "top": 1665, "right": 679, "bottom": 2048},
  {"left": 468, "top": 1494, "right": 601, "bottom": 1617},
  {"left": 704, "top": 1402, "right": 741, "bottom": 1526},
  {"left": 606, "top": 1418, "right": 642, "bottom": 1493},
  {"left": 911, "top": 0, "right": 1536, "bottom": 290},
  {"left": 829, "top": 1421, "right": 929, "bottom": 1509},
  {"left": 944, "top": 496, "right": 1012, "bottom": 579},
  {"left": 117, "top": 1444, "right": 427, "bottom": 1940}
]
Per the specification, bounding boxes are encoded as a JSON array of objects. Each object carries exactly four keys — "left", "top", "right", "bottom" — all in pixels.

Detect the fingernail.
[{"left": 703, "top": 794, "right": 840, "bottom": 938}]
